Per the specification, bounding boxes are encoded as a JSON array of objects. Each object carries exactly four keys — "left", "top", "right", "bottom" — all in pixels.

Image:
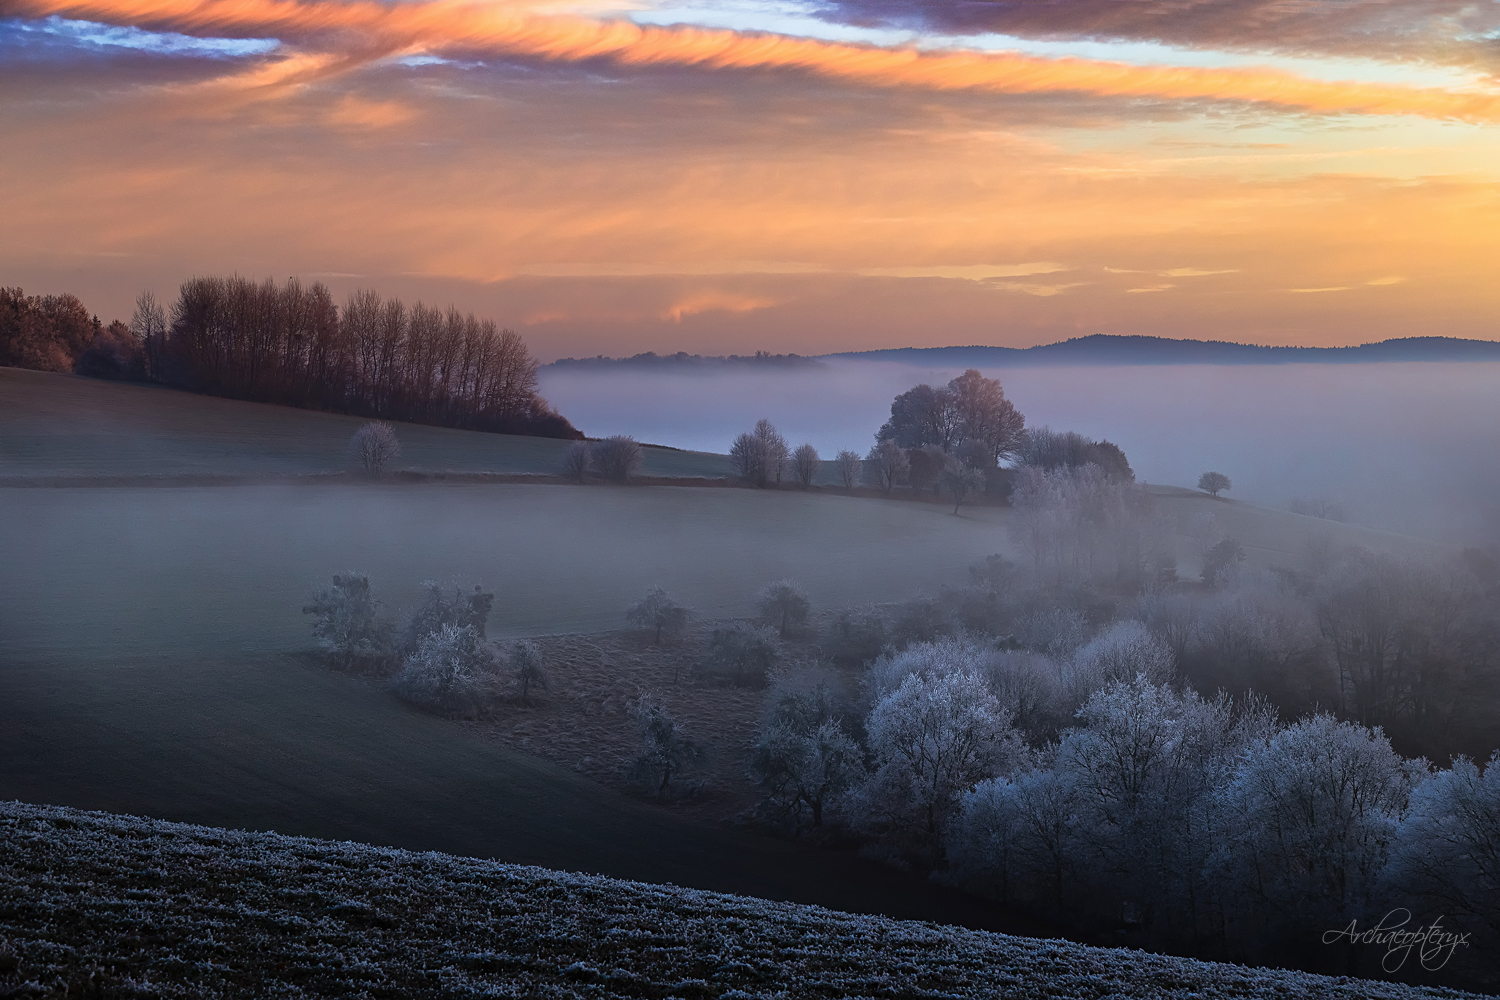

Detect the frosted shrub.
[
  {"left": 592, "top": 435, "right": 643, "bottom": 483},
  {"left": 403, "top": 581, "right": 494, "bottom": 653},
  {"left": 390, "top": 623, "right": 495, "bottom": 715},
  {"left": 350, "top": 421, "right": 400, "bottom": 476},
  {"left": 302, "top": 572, "right": 393, "bottom": 665}
]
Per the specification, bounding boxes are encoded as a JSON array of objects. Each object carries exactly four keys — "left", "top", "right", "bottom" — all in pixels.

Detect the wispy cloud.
[{"left": 11, "top": 0, "right": 1500, "bottom": 121}]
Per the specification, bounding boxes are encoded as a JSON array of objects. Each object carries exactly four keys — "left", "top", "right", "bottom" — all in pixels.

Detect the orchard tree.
[
  {"left": 1197, "top": 471, "right": 1231, "bottom": 497},
  {"left": 758, "top": 580, "right": 811, "bottom": 637},
  {"left": 511, "top": 640, "right": 548, "bottom": 702},
  {"left": 631, "top": 695, "right": 700, "bottom": 797},
  {"left": 625, "top": 586, "right": 690, "bottom": 644},
  {"left": 390, "top": 623, "right": 495, "bottom": 714}
]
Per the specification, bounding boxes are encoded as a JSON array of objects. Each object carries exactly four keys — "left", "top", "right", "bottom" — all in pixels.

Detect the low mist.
[{"left": 541, "top": 359, "right": 1500, "bottom": 545}]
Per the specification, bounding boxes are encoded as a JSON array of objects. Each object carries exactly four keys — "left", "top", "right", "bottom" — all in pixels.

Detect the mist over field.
[{"left": 541, "top": 360, "right": 1500, "bottom": 545}]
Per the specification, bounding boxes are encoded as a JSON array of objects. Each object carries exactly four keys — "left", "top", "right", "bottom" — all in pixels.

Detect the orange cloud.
[
  {"left": 10, "top": 0, "right": 1500, "bottom": 121},
  {"left": 661, "top": 291, "right": 779, "bottom": 321}
]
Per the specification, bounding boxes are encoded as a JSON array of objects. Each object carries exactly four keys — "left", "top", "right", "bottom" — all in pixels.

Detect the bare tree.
[
  {"left": 757, "top": 419, "right": 790, "bottom": 485},
  {"left": 1197, "top": 471, "right": 1231, "bottom": 497},
  {"left": 865, "top": 439, "right": 909, "bottom": 495},
  {"left": 560, "top": 440, "right": 590, "bottom": 483},
  {"left": 511, "top": 639, "right": 548, "bottom": 702},
  {"left": 592, "top": 435, "right": 643, "bottom": 483},
  {"left": 350, "top": 421, "right": 401, "bottom": 476},
  {"left": 758, "top": 580, "right": 811, "bottom": 637},
  {"left": 701, "top": 623, "right": 780, "bottom": 687},
  {"left": 792, "top": 443, "right": 820, "bottom": 488},
  {"left": 129, "top": 290, "right": 167, "bottom": 382},
  {"left": 834, "top": 449, "right": 862, "bottom": 489},
  {"left": 625, "top": 587, "right": 690, "bottom": 644}
]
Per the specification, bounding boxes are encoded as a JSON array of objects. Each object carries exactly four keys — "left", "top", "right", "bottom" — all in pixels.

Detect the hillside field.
[{"left": 2, "top": 801, "right": 1486, "bottom": 1000}]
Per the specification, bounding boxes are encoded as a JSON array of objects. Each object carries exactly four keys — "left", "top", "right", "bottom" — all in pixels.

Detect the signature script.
[{"left": 1323, "top": 909, "right": 1472, "bottom": 972}]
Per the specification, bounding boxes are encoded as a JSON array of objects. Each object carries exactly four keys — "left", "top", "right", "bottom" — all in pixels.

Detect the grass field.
[
  {"left": 2, "top": 801, "right": 1482, "bottom": 999},
  {"left": 0, "top": 368, "right": 734, "bottom": 480}
]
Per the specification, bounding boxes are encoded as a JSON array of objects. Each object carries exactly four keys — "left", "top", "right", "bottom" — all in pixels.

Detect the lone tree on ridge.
[{"left": 1198, "top": 471, "right": 1232, "bottom": 497}]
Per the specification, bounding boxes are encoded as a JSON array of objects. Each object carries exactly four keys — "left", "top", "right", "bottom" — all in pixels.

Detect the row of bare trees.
[{"left": 133, "top": 277, "right": 578, "bottom": 437}]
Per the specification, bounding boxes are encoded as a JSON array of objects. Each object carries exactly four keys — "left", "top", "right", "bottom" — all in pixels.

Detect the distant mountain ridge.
[{"left": 826, "top": 335, "right": 1500, "bottom": 366}]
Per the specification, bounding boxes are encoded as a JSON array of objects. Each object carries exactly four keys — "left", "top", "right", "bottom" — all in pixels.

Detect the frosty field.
[{"left": 1, "top": 801, "right": 1485, "bottom": 1000}]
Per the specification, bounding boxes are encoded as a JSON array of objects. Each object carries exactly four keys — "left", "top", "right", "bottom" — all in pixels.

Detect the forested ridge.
[{"left": 0, "top": 279, "right": 581, "bottom": 440}]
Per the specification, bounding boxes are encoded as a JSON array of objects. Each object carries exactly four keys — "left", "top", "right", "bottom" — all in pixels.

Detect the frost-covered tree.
[
  {"left": 1063, "top": 620, "right": 1174, "bottom": 710},
  {"left": 302, "top": 572, "right": 394, "bottom": 665},
  {"left": 752, "top": 670, "right": 864, "bottom": 830},
  {"left": 560, "top": 440, "right": 590, "bottom": 483},
  {"left": 1213, "top": 714, "right": 1425, "bottom": 930},
  {"left": 630, "top": 695, "right": 699, "bottom": 797},
  {"left": 859, "top": 670, "right": 1026, "bottom": 849},
  {"left": 1385, "top": 752, "right": 1500, "bottom": 948},
  {"left": 592, "top": 435, "right": 643, "bottom": 483},
  {"left": 701, "top": 623, "right": 780, "bottom": 687},
  {"left": 403, "top": 581, "right": 494, "bottom": 653},
  {"left": 1197, "top": 471, "right": 1231, "bottom": 497},
  {"left": 390, "top": 623, "right": 495, "bottom": 714},
  {"left": 511, "top": 639, "right": 548, "bottom": 702},
  {"left": 950, "top": 766, "right": 1081, "bottom": 912},
  {"left": 792, "top": 443, "right": 820, "bottom": 488},
  {"left": 834, "top": 449, "right": 862, "bottom": 489},
  {"left": 350, "top": 421, "right": 400, "bottom": 476},
  {"left": 625, "top": 586, "right": 689, "bottom": 644},
  {"left": 757, "top": 580, "right": 810, "bottom": 638},
  {"left": 864, "top": 439, "right": 909, "bottom": 495}
]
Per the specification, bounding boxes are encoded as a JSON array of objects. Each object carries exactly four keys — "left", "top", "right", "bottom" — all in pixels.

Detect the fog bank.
[{"left": 540, "top": 360, "right": 1500, "bottom": 544}]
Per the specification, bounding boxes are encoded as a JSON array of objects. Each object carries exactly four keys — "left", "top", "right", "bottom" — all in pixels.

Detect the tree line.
[{"left": 1, "top": 279, "right": 580, "bottom": 440}]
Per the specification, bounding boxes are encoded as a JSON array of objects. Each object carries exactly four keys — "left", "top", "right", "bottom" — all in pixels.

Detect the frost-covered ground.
[{"left": 0, "top": 802, "right": 1487, "bottom": 1000}]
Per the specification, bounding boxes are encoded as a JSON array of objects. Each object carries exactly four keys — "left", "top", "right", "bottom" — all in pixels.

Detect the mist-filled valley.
[
  {"left": 541, "top": 359, "right": 1500, "bottom": 546},
  {"left": 3, "top": 358, "right": 1499, "bottom": 997}
]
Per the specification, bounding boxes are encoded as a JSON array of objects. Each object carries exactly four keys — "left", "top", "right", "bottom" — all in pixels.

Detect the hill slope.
[
  {"left": 1, "top": 801, "right": 1484, "bottom": 1000},
  {"left": 0, "top": 367, "right": 732, "bottom": 481}
]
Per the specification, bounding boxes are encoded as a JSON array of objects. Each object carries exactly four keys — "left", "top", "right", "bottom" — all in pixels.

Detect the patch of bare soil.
[{"left": 468, "top": 620, "right": 838, "bottom": 823}]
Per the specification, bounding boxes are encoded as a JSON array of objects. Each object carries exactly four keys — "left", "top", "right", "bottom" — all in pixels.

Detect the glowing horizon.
[{"left": 2, "top": 0, "right": 1498, "bottom": 355}]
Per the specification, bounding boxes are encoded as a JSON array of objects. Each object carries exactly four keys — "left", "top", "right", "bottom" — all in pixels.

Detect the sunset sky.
[{"left": 3, "top": 0, "right": 1499, "bottom": 357}]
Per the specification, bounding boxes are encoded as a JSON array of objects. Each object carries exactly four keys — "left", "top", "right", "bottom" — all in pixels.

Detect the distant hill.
[
  {"left": 828, "top": 335, "right": 1500, "bottom": 366},
  {"left": 548, "top": 350, "right": 825, "bottom": 371}
]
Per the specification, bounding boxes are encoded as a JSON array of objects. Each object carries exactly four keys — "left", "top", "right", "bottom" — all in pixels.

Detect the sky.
[{"left": 3, "top": 0, "right": 1499, "bottom": 357}]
